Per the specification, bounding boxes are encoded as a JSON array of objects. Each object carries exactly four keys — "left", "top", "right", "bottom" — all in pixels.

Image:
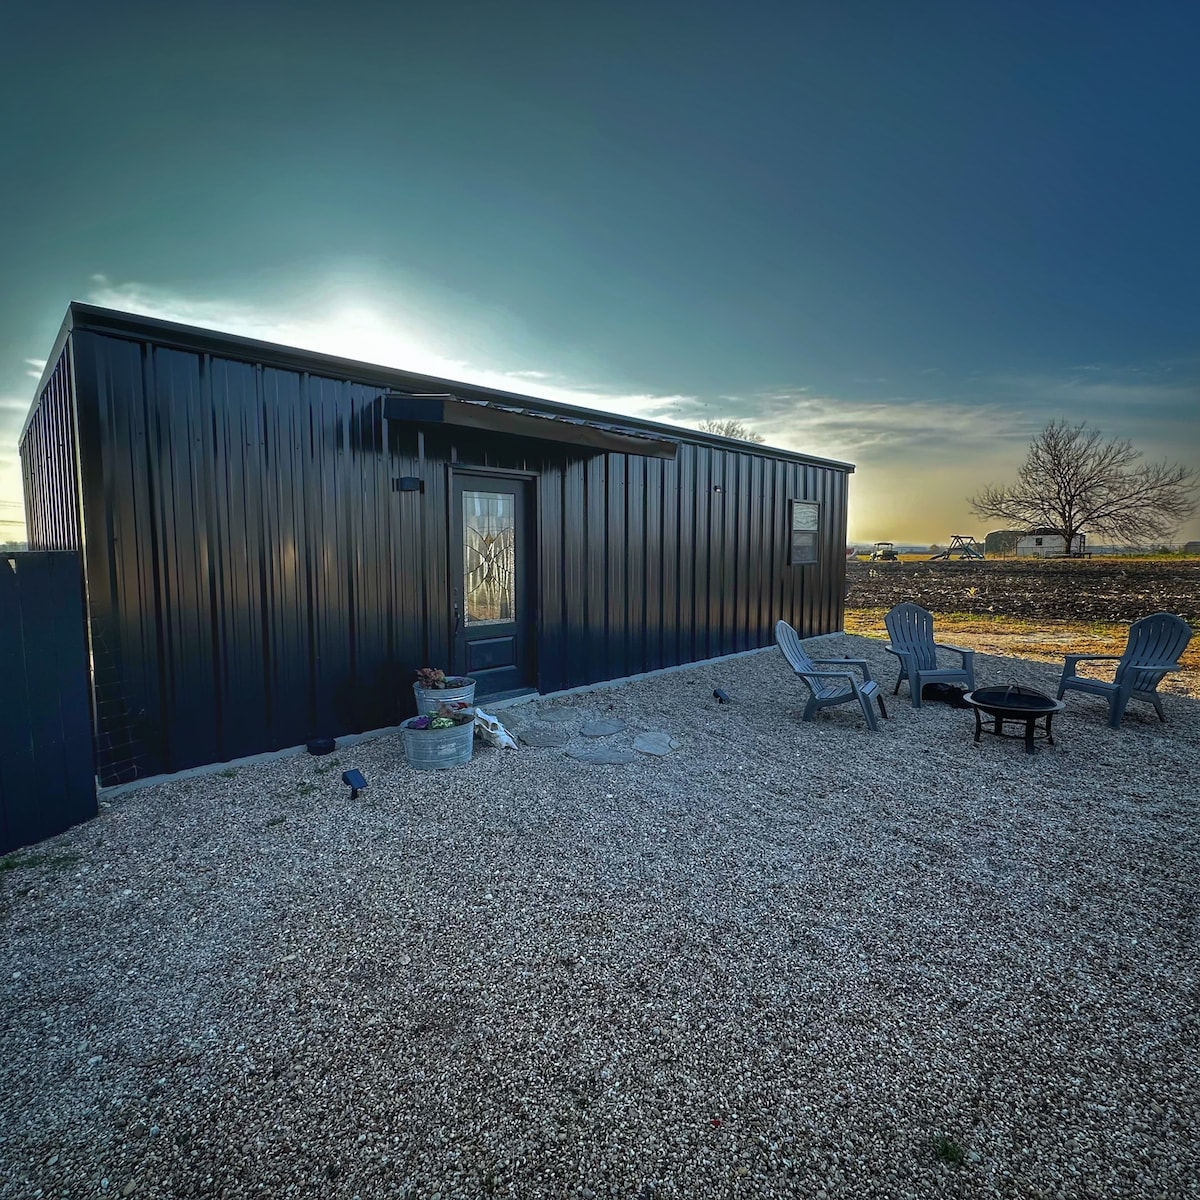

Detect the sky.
[{"left": 2, "top": 0, "right": 1198, "bottom": 546}]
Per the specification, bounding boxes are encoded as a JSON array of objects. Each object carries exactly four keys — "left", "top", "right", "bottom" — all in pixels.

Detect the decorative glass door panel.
[
  {"left": 462, "top": 491, "right": 516, "bottom": 625},
  {"left": 451, "top": 474, "right": 534, "bottom": 698}
]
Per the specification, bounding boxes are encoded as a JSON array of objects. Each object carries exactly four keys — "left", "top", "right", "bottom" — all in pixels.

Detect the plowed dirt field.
[{"left": 845, "top": 558, "right": 1200, "bottom": 623}]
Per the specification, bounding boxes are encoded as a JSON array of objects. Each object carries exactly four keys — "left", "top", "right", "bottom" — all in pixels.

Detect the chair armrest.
[
  {"left": 811, "top": 658, "right": 873, "bottom": 681},
  {"left": 804, "top": 670, "right": 863, "bottom": 690},
  {"left": 1063, "top": 653, "right": 1122, "bottom": 670},
  {"left": 934, "top": 641, "right": 974, "bottom": 657},
  {"left": 1125, "top": 661, "right": 1182, "bottom": 673}
]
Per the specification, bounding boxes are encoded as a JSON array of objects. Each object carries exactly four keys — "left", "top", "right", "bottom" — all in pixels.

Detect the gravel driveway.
[{"left": 2, "top": 635, "right": 1197, "bottom": 1200}]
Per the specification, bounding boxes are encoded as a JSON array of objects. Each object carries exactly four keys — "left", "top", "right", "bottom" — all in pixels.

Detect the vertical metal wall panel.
[
  {"left": 746, "top": 455, "right": 763, "bottom": 645},
  {"left": 98, "top": 334, "right": 164, "bottom": 781},
  {"left": 19, "top": 349, "right": 83, "bottom": 553},
  {"left": 148, "top": 347, "right": 213, "bottom": 770},
  {"left": 261, "top": 367, "right": 315, "bottom": 747},
  {"left": 625, "top": 454, "right": 646, "bottom": 677},
  {"left": 418, "top": 428, "right": 451, "bottom": 671},
  {"left": 605, "top": 455, "right": 627, "bottom": 681},
  {"left": 659, "top": 453, "right": 679, "bottom": 669},
  {"left": 538, "top": 454, "right": 565, "bottom": 689},
  {"left": 584, "top": 454, "right": 608, "bottom": 688},
  {"left": 673, "top": 449, "right": 694, "bottom": 666},
  {"left": 692, "top": 448, "right": 711, "bottom": 661},
  {"left": 643, "top": 457, "right": 663, "bottom": 672},
  {"left": 728, "top": 450, "right": 742, "bottom": 648},
  {"left": 561, "top": 456, "right": 587, "bottom": 688},
  {"left": 778, "top": 462, "right": 798, "bottom": 625}
]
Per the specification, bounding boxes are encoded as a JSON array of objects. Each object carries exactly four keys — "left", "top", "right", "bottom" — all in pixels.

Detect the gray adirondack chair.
[
  {"left": 1057, "top": 611, "right": 1192, "bottom": 728},
  {"left": 775, "top": 620, "right": 888, "bottom": 730},
  {"left": 883, "top": 603, "right": 976, "bottom": 706}
]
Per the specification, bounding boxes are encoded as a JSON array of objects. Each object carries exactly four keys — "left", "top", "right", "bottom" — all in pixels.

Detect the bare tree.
[
  {"left": 970, "top": 420, "right": 1198, "bottom": 548},
  {"left": 697, "top": 418, "right": 765, "bottom": 444}
]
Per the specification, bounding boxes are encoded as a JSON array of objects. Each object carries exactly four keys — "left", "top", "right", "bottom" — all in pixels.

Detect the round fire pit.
[{"left": 963, "top": 685, "right": 1064, "bottom": 754}]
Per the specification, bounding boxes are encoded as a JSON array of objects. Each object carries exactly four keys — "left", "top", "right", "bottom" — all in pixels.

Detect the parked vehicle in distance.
[{"left": 870, "top": 542, "right": 899, "bottom": 561}]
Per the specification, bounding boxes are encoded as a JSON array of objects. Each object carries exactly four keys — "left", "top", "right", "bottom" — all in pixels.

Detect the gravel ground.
[{"left": 2, "top": 635, "right": 1198, "bottom": 1200}]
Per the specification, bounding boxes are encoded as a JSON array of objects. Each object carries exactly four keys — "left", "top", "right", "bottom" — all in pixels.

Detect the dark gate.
[{"left": 0, "top": 552, "right": 96, "bottom": 856}]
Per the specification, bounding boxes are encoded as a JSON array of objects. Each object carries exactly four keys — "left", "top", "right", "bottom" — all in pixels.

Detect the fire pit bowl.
[{"left": 963, "top": 684, "right": 1065, "bottom": 754}]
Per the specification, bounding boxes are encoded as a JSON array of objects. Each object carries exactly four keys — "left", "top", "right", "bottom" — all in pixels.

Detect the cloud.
[
  {"left": 988, "top": 367, "right": 1199, "bottom": 423},
  {"left": 685, "top": 387, "right": 1032, "bottom": 468},
  {"left": 24, "top": 358, "right": 45, "bottom": 379}
]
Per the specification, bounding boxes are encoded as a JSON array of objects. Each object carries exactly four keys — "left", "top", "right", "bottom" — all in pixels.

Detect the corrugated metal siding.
[
  {"left": 72, "top": 331, "right": 428, "bottom": 782},
  {"left": 19, "top": 348, "right": 82, "bottom": 552},
  {"left": 447, "top": 434, "right": 848, "bottom": 696},
  {"left": 67, "top": 326, "right": 850, "bottom": 783}
]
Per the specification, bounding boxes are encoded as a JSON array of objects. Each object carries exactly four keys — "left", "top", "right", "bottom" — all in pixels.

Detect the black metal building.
[{"left": 21, "top": 304, "right": 854, "bottom": 785}]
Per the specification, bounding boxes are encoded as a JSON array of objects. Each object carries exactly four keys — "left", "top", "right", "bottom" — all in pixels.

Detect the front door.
[{"left": 451, "top": 474, "right": 535, "bottom": 697}]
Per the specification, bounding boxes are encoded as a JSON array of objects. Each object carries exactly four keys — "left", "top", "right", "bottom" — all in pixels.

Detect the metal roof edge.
[
  {"left": 19, "top": 307, "right": 78, "bottom": 446},
  {"left": 61, "top": 302, "right": 856, "bottom": 473}
]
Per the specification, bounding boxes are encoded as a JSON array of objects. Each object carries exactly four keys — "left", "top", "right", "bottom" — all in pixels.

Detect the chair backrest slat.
[
  {"left": 775, "top": 620, "right": 839, "bottom": 697},
  {"left": 884, "top": 602, "right": 939, "bottom": 671},
  {"left": 1116, "top": 612, "right": 1192, "bottom": 694}
]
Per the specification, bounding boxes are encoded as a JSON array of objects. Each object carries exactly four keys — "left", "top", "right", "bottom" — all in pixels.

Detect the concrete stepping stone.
[
  {"left": 565, "top": 747, "right": 638, "bottom": 765},
  {"left": 537, "top": 710, "right": 575, "bottom": 724},
  {"left": 518, "top": 726, "right": 571, "bottom": 748},
  {"left": 633, "top": 732, "right": 683, "bottom": 756},
  {"left": 579, "top": 719, "right": 627, "bottom": 738}
]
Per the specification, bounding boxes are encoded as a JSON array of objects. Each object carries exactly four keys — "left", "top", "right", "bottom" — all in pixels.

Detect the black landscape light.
[
  {"left": 713, "top": 688, "right": 732, "bottom": 703},
  {"left": 342, "top": 769, "right": 367, "bottom": 801}
]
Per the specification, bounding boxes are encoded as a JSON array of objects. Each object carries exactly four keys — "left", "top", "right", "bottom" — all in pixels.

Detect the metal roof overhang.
[{"left": 383, "top": 393, "right": 678, "bottom": 460}]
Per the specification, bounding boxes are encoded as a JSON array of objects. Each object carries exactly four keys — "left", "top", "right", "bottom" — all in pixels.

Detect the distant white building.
[{"left": 1015, "top": 529, "right": 1086, "bottom": 558}]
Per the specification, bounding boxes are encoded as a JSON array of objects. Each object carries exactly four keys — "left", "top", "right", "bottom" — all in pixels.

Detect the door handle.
[{"left": 453, "top": 604, "right": 461, "bottom": 637}]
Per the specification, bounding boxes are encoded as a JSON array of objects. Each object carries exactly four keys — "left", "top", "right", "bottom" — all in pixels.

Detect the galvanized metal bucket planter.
[
  {"left": 413, "top": 677, "right": 476, "bottom": 714},
  {"left": 401, "top": 715, "right": 475, "bottom": 770}
]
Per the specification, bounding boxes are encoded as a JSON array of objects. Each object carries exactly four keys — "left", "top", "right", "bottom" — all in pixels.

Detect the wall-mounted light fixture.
[
  {"left": 393, "top": 477, "right": 423, "bottom": 493},
  {"left": 712, "top": 484, "right": 724, "bottom": 494}
]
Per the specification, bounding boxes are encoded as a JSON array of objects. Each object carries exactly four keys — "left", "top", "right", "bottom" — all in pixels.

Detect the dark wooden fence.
[{"left": 0, "top": 552, "right": 96, "bottom": 855}]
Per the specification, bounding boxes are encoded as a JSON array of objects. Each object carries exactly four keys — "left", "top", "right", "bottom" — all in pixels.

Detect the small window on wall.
[{"left": 788, "top": 500, "right": 820, "bottom": 565}]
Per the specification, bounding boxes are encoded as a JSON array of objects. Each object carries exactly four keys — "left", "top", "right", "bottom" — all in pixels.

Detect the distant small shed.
[
  {"left": 1015, "top": 529, "right": 1086, "bottom": 558},
  {"left": 1184, "top": 540, "right": 1200, "bottom": 555}
]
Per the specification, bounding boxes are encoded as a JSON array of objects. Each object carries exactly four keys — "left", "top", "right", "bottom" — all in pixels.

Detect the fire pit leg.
[
  {"left": 973, "top": 708, "right": 983, "bottom": 744},
  {"left": 1023, "top": 718, "right": 1036, "bottom": 754},
  {"left": 1045, "top": 713, "right": 1055, "bottom": 746}
]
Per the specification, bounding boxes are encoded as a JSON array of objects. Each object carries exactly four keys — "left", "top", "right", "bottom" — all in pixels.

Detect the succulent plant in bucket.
[
  {"left": 407, "top": 702, "right": 474, "bottom": 730},
  {"left": 401, "top": 701, "right": 476, "bottom": 770},
  {"left": 413, "top": 667, "right": 476, "bottom": 712},
  {"left": 415, "top": 667, "right": 472, "bottom": 690}
]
